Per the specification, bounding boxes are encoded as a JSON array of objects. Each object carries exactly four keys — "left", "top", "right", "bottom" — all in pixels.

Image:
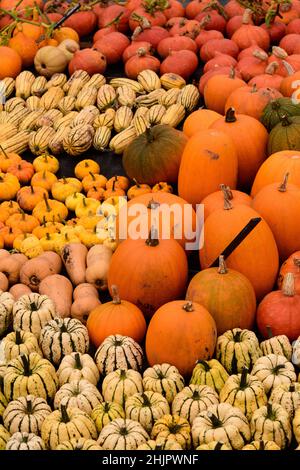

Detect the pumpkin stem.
[
  {"left": 225, "top": 107, "right": 237, "bottom": 123},
  {"left": 233, "top": 330, "right": 242, "bottom": 342},
  {"left": 147, "top": 198, "right": 160, "bottom": 210},
  {"left": 30, "top": 186, "right": 35, "bottom": 194},
  {"left": 89, "top": 172, "right": 96, "bottom": 181},
  {"left": 146, "top": 227, "right": 159, "bottom": 247},
  {"left": 242, "top": 8, "right": 252, "bottom": 24},
  {"left": 141, "top": 393, "right": 151, "bottom": 407},
  {"left": 283, "top": 60, "right": 295, "bottom": 76},
  {"left": 266, "top": 325, "right": 274, "bottom": 339},
  {"left": 192, "top": 389, "right": 200, "bottom": 400},
  {"left": 265, "top": 61, "right": 279, "bottom": 75},
  {"left": 111, "top": 285, "right": 121, "bottom": 305},
  {"left": 223, "top": 193, "right": 233, "bottom": 211},
  {"left": 266, "top": 402, "right": 277, "bottom": 420},
  {"left": 145, "top": 127, "right": 154, "bottom": 143},
  {"left": 220, "top": 184, "right": 233, "bottom": 200},
  {"left": 251, "top": 84, "right": 258, "bottom": 94},
  {"left": 119, "top": 369, "right": 127, "bottom": 379},
  {"left": 293, "top": 257, "right": 300, "bottom": 269},
  {"left": 74, "top": 352, "right": 82, "bottom": 370},
  {"left": 272, "top": 364, "right": 285, "bottom": 374},
  {"left": 239, "top": 367, "right": 249, "bottom": 390},
  {"left": 133, "top": 178, "right": 141, "bottom": 188},
  {"left": 15, "top": 329, "right": 22, "bottom": 345},
  {"left": 272, "top": 46, "right": 288, "bottom": 60},
  {"left": 182, "top": 301, "right": 194, "bottom": 312},
  {"left": 196, "top": 360, "right": 210, "bottom": 371},
  {"left": 289, "top": 384, "right": 295, "bottom": 392},
  {"left": 208, "top": 412, "right": 222, "bottom": 428},
  {"left": 20, "top": 354, "right": 31, "bottom": 376},
  {"left": 60, "top": 404, "right": 70, "bottom": 423},
  {"left": 103, "top": 402, "right": 111, "bottom": 413},
  {"left": 26, "top": 396, "right": 33, "bottom": 414},
  {"left": 280, "top": 114, "right": 292, "bottom": 127},
  {"left": 218, "top": 255, "right": 227, "bottom": 274},
  {"left": 282, "top": 273, "right": 295, "bottom": 297},
  {"left": 228, "top": 66, "right": 236, "bottom": 79},
  {"left": 278, "top": 172, "right": 289, "bottom": 192},
  {"left": 43, "top": 193, "right": 51, "bottom": 212}
]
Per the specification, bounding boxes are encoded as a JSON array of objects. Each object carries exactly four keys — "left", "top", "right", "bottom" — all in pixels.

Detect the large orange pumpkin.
[
  {"left": 116, "top": 192, "right": 197, "bottom": 250},
  {"left": 204, "top": 72, "right": 246, "bottom": 115},
  {"left": 0, "top": 46, "right": 22, "bottom": 79},
  {"left": 186, "top": 256, "right": 256, "bottom": 334},
  {"left": 178, "top": 129, "right": 238, "bottom": 205},
  {"left": 201, "top": 185, "right": 252, "bottom": 220},
  {"left": 257, "top": 273, "right": 300, "bottom": 341},
  {"left": 210, "top": 108, "right": 268, "bottom": 190},
  {"left": 251, "top": 150, "right": 300, "bottom": 197},
  {"left": 145, "top": 300, "right": 217, "bottom": 377},
  {"left": 252, "top": 173, "right": 300, "bottom": 260},
  {"left": 278, "top": 250, "right": 300, "bottom": 293},
  {"left": 182, "top": 109, "right": 221, "bottom": 138},
  {"left": 108, "top": 233, "right": 188, "bottom": 319},
  {"left": 87, "top": 286, "right": 146, "bottom": 347},
  {"left": 199, "top": 197, "right": 279, "bottom": 300}
]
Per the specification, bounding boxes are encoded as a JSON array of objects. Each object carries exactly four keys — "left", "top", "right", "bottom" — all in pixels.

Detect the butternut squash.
[
  {"left": 20, "top": 257, "right": 56, "bottom": 292},
  {"left": 0, "top": 256, "right": 21, "bottom": 285},
  {"left": 85, "top": 245, "right": 113, "bottom": 290},
  {"left": 0, "top": 249, "right": 10, "bottom": 259},
  {"left": 10, "top": 253, "right": 28, "bottom": 269},
  {"left": 9, "top": 283, "right": 32, "bottom": 300},
  {"left": 0, "top": 272, "right": 8, "bottom": 291},
  {"left": 73, "top": 283, "right": 98, "bottom": 300},
  {"left": 61, "top": 243, "right": 87, "bottom": 286},
  {"left": 39, "top": 274, "right": 73, "bottom": 317},
  {"left": 40, "top": 251, "right": 62, "bottom": 273},
  {"left": 71, "top": 295, "right": 101, "bottom": 325}
]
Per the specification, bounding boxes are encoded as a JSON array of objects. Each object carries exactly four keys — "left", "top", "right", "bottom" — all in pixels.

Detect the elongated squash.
[
  {"left": 85, "top": 245, "right": 113, "bottom": 291},
  {"left": 61, "top": 243, "right": 88, "bottom": 286},
  {"left": 39, "top": 274, "right": 73, "bottom": 318}
]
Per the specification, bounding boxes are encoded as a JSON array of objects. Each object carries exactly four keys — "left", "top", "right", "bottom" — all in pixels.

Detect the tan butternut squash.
[
  {"left": 0, "top": 272, "right": 8, "bottom": 291},
  {"left": 85, "top": 245, "right": 113, "bottom": 290},
  {"left": 61, "top": 243, "right": 87, "bottom": 286},
  {"left": 39, "top": 274, "right": 73, "bottom": 317},
  {"left": 10, "top": 253, "right": 28, "bottom": 269},
  {"left": 0, "top": 249, "right": 10, "bottom": 259},
  {"left": 0, "top": 256, "right": 21, "bottom": 285},
  {"left": 71, "top": 295, "right": 101, "bottom": 325},
  {"left": 73, "top": 283, "right": 98, "bottom": 300},
  {"left": 9, "top": 283, "right": 32, "bottom": 300},
  {"left": 20, "top": 257, "right": 55, "bottom": 292},
  {"left": 40, "top": 251, "right": 62, "bottom": 273}
]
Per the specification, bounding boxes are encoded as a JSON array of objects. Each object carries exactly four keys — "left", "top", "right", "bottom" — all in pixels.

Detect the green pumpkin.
[
  {"left": 261, "top": 98, "right": 300, "bottom": 132},
  {"left": 267, "top": 115, "right": 300, "bottom": 155},
  {"left": 122, "top": 124, "right": 188, "bottom": 185}
]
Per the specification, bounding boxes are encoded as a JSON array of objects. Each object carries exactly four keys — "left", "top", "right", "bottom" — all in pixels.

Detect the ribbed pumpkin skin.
[
  {"left": 6, "top": 432, "right": 46, "bottom": 450},
  {"left": 151, "top": 414, "right": 191, "bottom": 450},
  {"left": 201, "top": 188, "right": 252, "bottom": 220},
  {"left": 108, "top": 238, "right": 188, "bottom": 320},
  {"left": 56, "top": 438, "right": 102, "bottom": 450},
  {"left": 251, "top": 151, "right": 300, "bottom": 197},
  {"left": 94, "top": 335, "right": 144, "bottom": 375},
  {"left": 260, "top": 335, "right": 292, "bottom": 360},
  {"left": 216, "top": 329, "right": 261, "bottom": 374},
  {"left": 252, "top": 181, "right": 300, "bottom": 261},
  {"left": 172, "top": 385, "right": 219, "bottom": 424},
  {"left": 261, "top": 97, "right": 300, "bottom": 132},
  {"left": 122, "top": 125, "right": 188, "bottom": 185},
  {"left": 178, "top": 129, "right": 238, "bottom": 205},
  {"left": 267, "top": 116, "right": 300, "bottom": 155},
  {"left": 57, "top": 352, "right": 100, "bottom": 386},
  {"left": 190, "top": 359, "right": 229, "bottom": 394},
  {"left": 242, "top": 440, "right": 281, "bottom": 450},
  {"left": 142, "top": 364, "right": 185, "bottom": 404},
  {"left": 199, "top": 204, "right": 279, "bottom": 301},
  {"left": 91, "top": 401, "right": 125, "bottom": 433},
  {"left": 225, "top": 86, "right": 282, "bottom": 121},
  {"left": 210, "top": 111, "right": 268, "bottom": 190},
  {"left": 0, "top": 424, "right": 10, "bottom": 450},
  {"left": 250, "top": 403, "right": 292, "bottom": 449},
  {"left": 98, "top": 418, "right": 149, "bottom": 450},
  {"left": 3, "top": 395, "right": 52, "bottom": 435},
  {"left": 145, "top": 300, "right": 217, "bottom": 377},
  {"left": 251, "top": 354, "right": 296, "bottom": 395},
  {"left": 270, "top": 382, "right": 300, "bottom": 419},
  {"left": 125, "top": 391, "right": 170, "bottom": 433},
  {"left": 186, "top": 265, "right": 256, "bottom": 335}
]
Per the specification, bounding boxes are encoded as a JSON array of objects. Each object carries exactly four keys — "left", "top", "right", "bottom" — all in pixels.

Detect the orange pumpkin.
[
  {"left": 199, "top": 197, "right": 279, "bottom": 300},
  {"left": 201, "top": 185, "right": 252, "bottom": 220},
  {"left": 82, "top": 173, "right": 107, "bottom": 192},
  {"left": 251, "top": 150, "right": 300, "bottom": 197},
  {"left": 0, "top": 46, "right": 22, "bottom": 79},
  {"left": 152, "top": 182, "right": 173, "bottom": 193},
  {"left": 17, "top": 186, "right": 48, "bottom": 212},
  {"left": 178, "top": 129, "right": 238, "bottom": 205},
  {"left": 31, "top": 171, "right": 57, "bottom": 191},
  {"left": 127, "top": 181, "right": 152, "bottom": 199},
  {"left": 13, "top": 22, "right": 45, "bottom": 42},
  {"left": 74, "top": 159, "right": 100, "bottom": 180},
  {"left": 252, "top": 173, "right": 300, "bottom": 260},
  {"left": 145, "top": 300, "right": 217, "bottom": 377},
  {"left": 0, "top": 226, "right": 23, "bottom": 248},
  {"left": 204, "top": 72, "right": 246, "bottom": 115},
  {"left": 0, "top": 151, "right": 22, "bottom": 172},
  {"left": 86, "top": 186, "right": 105, "bottom": 201},
  {"left": 8, "top": 32, "right": 38, "bottom": 68},
  {"left": 210, "top": 108, "right": 268, "bottom": 190},
  {"left": 106, "top": 175, "right": 130, "bottom": 191},
  {"left": 0, "top": 200, "right": 20, "bottom": 216},
  {"left": 280, "top": 70, "right": 300, "bottom": 97},
  {"left": 108, "top": 232, "right": 188, "bottom": 319},
  {"left": 53, "top": 26, "right": 80, "bottom": 44},
  {"left": 186, "top": 256, "right": 256, "bottom": 334},
  {"left": 278, "top": 250, "right": 300, "bottom": 293},
  {"left": 225, "top": 85, "right": 283, "bottom": 120},
  {"left": 87, "top": 285, "right": 146, "bottom": 347},
  {"left": 103, "top": 180, "right": 126, "bottom": 200},
  {"left": 182, "top": 109, "right": 222, "bottom": 138},
  {"left": 6, "top": 212, "right": 39, "bottom": 233},
  {"left": 7, "top": 160, "right": 35, "bottom": 184}
]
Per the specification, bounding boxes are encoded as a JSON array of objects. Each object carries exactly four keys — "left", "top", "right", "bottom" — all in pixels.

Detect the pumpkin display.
[
  {"left": 98, "top": 418, "right": 149, "bottom": 450},
  {"left": 3, "top": 395, "right": 52, "bottom": 435},
  {"left": 125, "top": 391, "right": 170, "bottom": 433},
  {"left": 242, "top": 440, "right": 281, "bottom": 450},
  {"left": 260, "top": 331, "right": 292, "bottom": 360},
  {"left": 39, "top": 317, "right": 89, "bottom": 366},
  {"left": 41, "top": 405, "right": 97, "bottom": 450},
  {"left": 178, "top": 129, "right": 238, "bottom": 205},
  {"left": 57, "top": 352, "right": 100, "bottom": 387},
  {"left": 53, "top": 379, "right": 103, "bottom": 415},
  {"left": 250, "top": 403, "right": 292, "bottom": 449},
  {"left": 268, "top": 115, "right": 300, "bottom": 155},
  {"left": 94, "top": 334, "right": 144, "bottom": 375},
  {"left": 122, "top": 125, "right": 187, "bottom": 186},
  {"left": 0, "top": 290, "right": 14, "bottom": 336},
  {"left": 91, "top": 401, "right": 125, "bottom": 433},
  {"left": 151, "top": 414, "right": 191, "bottom": 449},
  {"left": 87, "top": 286, "right": 146, "bottom": 348},
  {"left": 219, "top": 368, "right": 268, "bottom": 420},
  {"left": 143, "top": 363, "right": 185, "bottom": 404},
  {"left": 231, "top": 9, "right": 270, "bottom": 50},
  {"left": 3, "top": 330, "right": 42, "bottom": 362},
  {"left": 3, "top": 352, "right": 58, "bottom": 402},
  {"left": 102, "top": 369, "right": 143, "bottom": 407},
  {"left": 12, "top": 293, "right": 56, "bottom": 339},
  {"left": 6, "top": 432, "right": 46, "bottom": 450},
  {"left": 210, "top": 108, "right": 268, "bottom": 189},
  {"left": 172, "top": 385, "right": 219, "bottom": 425},
  {"left": 145, "top": 300, "right": 217, "bottom": 377},
  {"left": 189, "top": 359, "right": 229, "bottom": 394},
  {"left": 216, "top": 329, "right": 262, "bottom": 374},
  {"left": 251, "top": 354, "right": 296, "bottom": 395},
  {"left": 191, "top": 403, "right": 251, "bottom": 450},
  {"left": 261, "top": 97, "right": 300, "bottom": 132},
  {"left": 270, "top": 382, "right": 300, "bottom": 419},
  {"left": 186, "top": 256, "right": 256, "bottom": 335},
  {"left": 108, "top": 233, "right": 188, "bottom": 320},
  {"left": 199, "top": 198, "right": 279, "bottom": 301}
]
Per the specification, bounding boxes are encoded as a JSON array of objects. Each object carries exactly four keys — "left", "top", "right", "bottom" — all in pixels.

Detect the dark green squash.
[
  {"left": 122, "top": 124, "right": 188, "bottom": 185},
  {"left": 261, "top": 98, "right": 300, "bottom": 132},
  {"left": 267, "top": 115, "right": 300, "bottom": 155}
]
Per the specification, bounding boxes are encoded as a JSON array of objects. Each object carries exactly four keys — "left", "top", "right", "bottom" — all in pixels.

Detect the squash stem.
[
  {"left": 182, "top": 301, "right": 194, "bottom": 312},
  {"left": 278, "top": 172, "right": 289, "bottom": 192},
  {"left": 239, "top": 367, "right": 249, "bottom": 390},
  {"left": 146, "top": 227, "right": 159, "bottom": 247},
  {"left": 218, "top": 255, "right": 227, "bottom": 274},
  {"left": 225, "top": 108, "right": 237, "bottom": 123},
  {"left": 266, "top": 325, "right": 273, "bottom": 339},
  {"left": 111, "top": 285, "right": 121, "bottom": 305},
  {"left": 20, "top": 354, "right": 30, "bottom": 376},
  {"left": 15, "top": 329, "right": 22, "bottom": 345},
  {"left": 214, "top": 442, "right": 224, "bottom": 450},
  {"left": 60, "top": 404, "right": 70, "bottom": 423},
  {"left": 196, "top": 360, "right": 210, "bottom": 371},
  {"left": 26, "top": 396, "right": 33, "bottom": 414},
  {"left": 282, "top": 273, "right": 295, "bottom": 297},
  {"left": 74, "top": 352, "right": 82, "bottom": 370},
  {"left": 208, "top": 412, "right": 222, "bottom": 428}
]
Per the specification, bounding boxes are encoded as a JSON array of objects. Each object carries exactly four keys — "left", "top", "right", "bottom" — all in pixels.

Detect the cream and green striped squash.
[
  {"left": 125, "top": 391, "right": 170, "bottom": 433},
  {"left": 0, "top": 291, "right": 14, "bottom": 336},
  {"left": 12, "top": 293, "right": 56, "bottom": 339},
  {"left": 250, "top": 403, "right": 292, "bottom": 449},
  {"left": 270, "top": 382, "right": 300, "bottom": 419},
  {"left": 196, "top": 441, "right": 231, "bottom": 450},
  {"left": 3, "top": 330, "right": 42, "bottom": 362},
  {"left": 251, "top": 354, "right": 296, "bottom": 395},
  {"left": 260, "top": 332, "right": 292, "bottom": 360},
  {"left": 91, "top": 401, "right": 125, "bottom": 433},
  {"left": 143, "top": 363, "right": 185, "bottom": 404},
  {"left": 3, "top": 395, "right": 51, "bottom": 435},
  {"left": 54, "top": 379, "right": 103, "bottom": 415},
  {"left": 190, "top": 359, "right": 229, "bottom": 394},
  {"left": 137, "top": 438, "right": 182, "bottom": 450},
  {"left": 57, "top": 352, "right": 100, "bottom": 387},
  {"left": 56, "top": 438, "right": 102, "bottom": 450},
  {"left": 242, "top": 440, "right": 281, "bottom": 450},
  {"left": 151, "top": 414, "right": 191, "bottom": 450},
  {"left": 172, "top": 385, "right": 219, "bottom": 425},
  {"left": 0, "top": 390, "right": 7, "bottom": 421},
  {"left": 216, "top": 329, "right": 261, "bottom": 374},
  {"left": 6, "top": 432, "right": 46, "bottom": 450},
  {"left": 0, "top": 424, "right": 10, "bottom": 450},
  {"left": 94, "top": 335, "right": 144, "bottom": 375},
  {"left": 98, "top": 418, "right": 149, "bottom": 450},
  {"left": 102, "top": 369, "right": 143, "bottom": 407}
]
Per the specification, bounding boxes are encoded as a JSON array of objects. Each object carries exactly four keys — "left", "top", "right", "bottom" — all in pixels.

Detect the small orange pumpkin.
[
  {"left": 82, "top": 172, "right": 107, "bottom": 192},
  {"left": 74, "top": 160, "right": 100, "bottom": 180},
  {"left": 0, "top": 150, "right": 22, "bottom": 172},
  {"left": 106, "top": 176, "right": 130, "bottom": 191},
  {"left": 0, "top": 226, "right": 23, "bottom": 248},
  {"left": 7, "top": 160, "right": 35, "bottom": 184},
  {"left": 127, "top": 181, "right": 152, "bottom": 199},
  {"left": 87, "top": 186, "right": 105, "bottom": 201},
  {"left": 278, "top": 250, "right": 300, "bottom": 293},
  {"left": 6, "top": 212, "right": 40, "bottom": 233},
  {"left": 31, "top": 171, "right": 58, "bottom": 191},
  {"left": 152, "top": 182, "right": 173, "bottom": 193},
  {"left": 17, "top": 186, "right": 49, "bottom": 212}
]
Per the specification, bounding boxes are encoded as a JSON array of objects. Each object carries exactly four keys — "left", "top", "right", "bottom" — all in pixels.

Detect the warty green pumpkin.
[
  {"left": 250, "top": 403, "right": 292, "bottom": 449},
  {"left": 3, "top": 395, "right": 51, "bottom": 435},
  {"left": 189, "top": 359, "right": 229, "bottom": 394},
  {"left": 151, "top": 414, "right": 191, "bottom": 450},
  {"left": 97, "top": 418, "right": 149, "bottom": 450},
  {"left": 171, "top": 385, "right": 219, "bottom": 425},
  {"left": 251, "top": 354, "right": 296, "bottom": 395},
  {"left": 142, "top": 363, "right": 185, "bottom": 404},
  {"left": 102, "top": 369, "right": 143, "bottom": 407},
  {"left": 125, "top": 391, "right": 170, "bottom": 433},
  {"left": 53, "top": 379, "right": 103, "bottom": 415},
  {"left": 91, "top": 401, "right": 125, "bottom": 434}
]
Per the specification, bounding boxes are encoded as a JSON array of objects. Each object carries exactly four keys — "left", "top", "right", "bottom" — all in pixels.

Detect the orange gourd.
[
  {"left": 145, "top": 300, "right": 217, "bottom": 377},
  {"left": 210, "top": 108, "right": 268, "bottom": 190},
  {"left": 186, "top": 255, "right": 256, "bottom": 334},
  {"left": 108, "top": 231, "right": 188, "bottom": 319},
  {"left": 201, "top": 184, "right": 252, "bottom": 220},
  {"left": 87, "top": 285, "right": 146, "bottom": 347},
  {"left": 178, "top": 129, "right": 238, "bottom": 205},
  {"left": 0, "top": 46, "right": 22, "bottom": 79},
  {"left": 204, "top": 72, "right": 246, "bottom": 115},
  {"left": 8, "top": 32, "right": 38, "bottom": 68},
  {"left": 182, "top": 109, "right": 222, "bottom": 138},
  {"left": 199, "top": 196, "right": 279, "bottom": 300}
]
